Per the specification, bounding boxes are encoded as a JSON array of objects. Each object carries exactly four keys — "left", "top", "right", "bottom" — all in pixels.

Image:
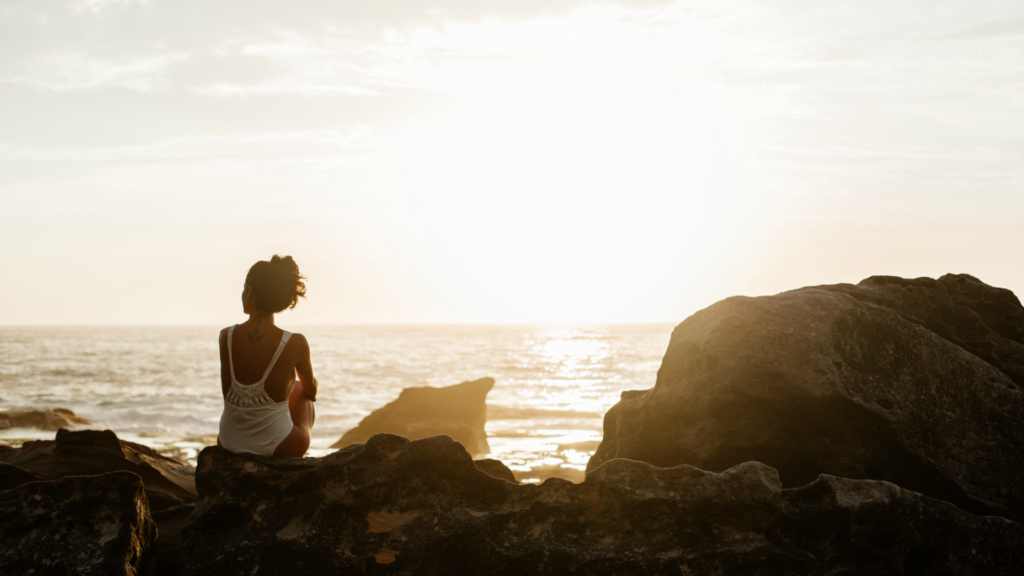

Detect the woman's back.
[{"left": 221, "top": 320, "right": 298, "bottom": 404}]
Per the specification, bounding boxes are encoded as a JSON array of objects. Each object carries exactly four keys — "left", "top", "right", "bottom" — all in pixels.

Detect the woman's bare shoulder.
[{"left": 288, "top": 332, "right": 309, "bottom": 349}]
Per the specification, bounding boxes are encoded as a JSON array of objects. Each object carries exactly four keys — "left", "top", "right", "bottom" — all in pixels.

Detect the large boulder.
[
  {"left": 0, "top": 428, "right": 197, "bottom": 511},
  {"left": 0, "top": 407, "right": 93, "bottom": 431},
  {"left": 588, "top": 274, "right": 1024, "bottom": 520},
  {"left": 182, "top": 433, "right": 1023, "bottom": 575},
  {"left": 331, "top": 377, "right": 494, "bottom": 457},
  {"left": 0, "top": 471, "right": 157, "bottom": 575}
]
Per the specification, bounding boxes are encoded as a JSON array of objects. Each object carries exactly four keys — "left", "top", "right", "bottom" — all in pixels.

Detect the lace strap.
[{"left": 226, "top": 379, "right": 276, "bottom": 408}]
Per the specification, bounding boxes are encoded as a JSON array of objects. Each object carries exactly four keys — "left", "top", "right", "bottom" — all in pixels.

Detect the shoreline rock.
[
  {"left": 472, "top": 458, "right": 517, "bottom": 483},
  {"left": 0, "top": 428, "right": 197, "bottom": 511},
  {"left": 0, "top": 408, "right": 93, "bottom": 431},
  {"left": 331, "top": 377, "right": 494, "bottom": 457},
  {"left": 182, "top": 433, "right": 1024, "bottom": 575},
  {"left": 588, "top": 274, "right": 1024, "bottom": 521},
  {"left": 0, "top": 471, "right": 157, "bottom": 576}
]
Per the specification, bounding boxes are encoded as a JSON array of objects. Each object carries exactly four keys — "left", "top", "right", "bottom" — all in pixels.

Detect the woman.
[{"left": 217, "top": 255, "right": 317, "bottom": 458}]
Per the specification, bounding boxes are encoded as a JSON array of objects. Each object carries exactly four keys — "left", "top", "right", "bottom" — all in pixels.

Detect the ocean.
[{"left": 0, "top": 324, "right": 673, "bottom": 482}]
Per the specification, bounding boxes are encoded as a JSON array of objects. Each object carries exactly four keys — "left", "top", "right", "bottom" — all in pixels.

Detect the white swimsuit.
[{"left": 218, "top": 325, "right": 295, "bottom": 456}]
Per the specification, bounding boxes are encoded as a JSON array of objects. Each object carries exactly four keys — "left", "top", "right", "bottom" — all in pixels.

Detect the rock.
[
  {"left": 473, "top": 458, "right": 517, "bottom": 483},
  {"left": 0, "top": 463, "right": 39, "bottom": 492},
  {"left": 588, "top": 274, "right": 1024, "bottom": 520},
  {"left": 0, "top": 471, "right": 157, "bottom": 576},
  {"left": 151, "top": 504, "right": 195, "bottom": 576},
  {"left": 182, "top": 434, "right": 1024, "bottom": 575},
  {"left": 0, "top": 428, "right": 197, "bottom": 511},
  {"left": 941, "top": 273, "right": 1024, "bottom": 345},
  {"left": 331, "top": 377, "right": 494, "bottom": 457},
  {"left": 0, "top": 407, "right": 93, "bottom": 431}
]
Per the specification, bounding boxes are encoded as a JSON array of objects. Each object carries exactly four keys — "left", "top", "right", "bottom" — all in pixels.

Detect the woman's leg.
[{"left": 274, "top": 380, "right": 315, "bottom": 457}]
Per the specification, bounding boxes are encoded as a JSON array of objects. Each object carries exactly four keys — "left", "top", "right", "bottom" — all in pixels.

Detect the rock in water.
[
  {"left": 181, "top": 434, "right": 1023, "bottom": 575},
  {"left": 0, "top": 407, "right": 93, "bottom": 431},
  {"left": 331, "top": 377, "right": 494, "bottom": 456},
  {"left": 0, "top": 471, "right": 157, "bottom": 576},
  {"left": 472, "top": 458, "right": 517, "bottom": 483},
  {"left": 588, "top": 274, "right": 1024, "bottom": 520},
  {"left": 0, "top": 428, "right": 197, "bottom": 511}
]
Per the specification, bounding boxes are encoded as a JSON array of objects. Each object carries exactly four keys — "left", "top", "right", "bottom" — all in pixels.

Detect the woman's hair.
[{"left": 245, "top": 255, "right": 307, "bottom": 314}]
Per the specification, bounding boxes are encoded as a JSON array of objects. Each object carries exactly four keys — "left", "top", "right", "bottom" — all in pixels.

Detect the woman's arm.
[
  {"left": 292, "top": 333, "right": 318, "bottom": 402},
  {"left": 218, "top": 327, "right": 231, "bottom": 398}
]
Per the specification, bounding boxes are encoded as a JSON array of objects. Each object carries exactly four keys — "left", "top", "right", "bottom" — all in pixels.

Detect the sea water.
[{"left": 0, "top": 324, "right": 672, "bottom": 482}]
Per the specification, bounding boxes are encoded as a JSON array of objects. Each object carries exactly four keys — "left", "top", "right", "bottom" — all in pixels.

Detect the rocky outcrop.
[
  {"left": 0, "top": 407, "right": 92, "bottom": 431},
  {"left": 0, "top": 471, "right": 157, "bottom": 575},
  {"left": 588, "top": 274, "right": 1024, "bottom": 521},
  {"left": 472, "top": 458, "right": 517, "bottom": 483},
  {"left": 0, "top": 428, "right": 197, "bottom": 511},
  {"left": 332, "top": 377, "right": 494, "bottom": 457},
  {"left": 182, "top": 433, "right": 1024, "bottom": 575}
]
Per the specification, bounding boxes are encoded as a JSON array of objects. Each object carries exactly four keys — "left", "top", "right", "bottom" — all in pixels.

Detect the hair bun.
[
  {"left": 270, "top": 255, "right": 299, "bottom": 275},
  {"left": 245, "top": 254, "right": 307, "bottom": 313}
]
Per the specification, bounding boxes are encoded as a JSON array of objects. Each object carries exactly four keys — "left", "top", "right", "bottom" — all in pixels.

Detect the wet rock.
[
  {"left": 0, "top": 471, "right": 157, "bottom": 576},
  {"left": 0, "top": 407, "right": 92, "bottom": 431},
  {"left": 0, "top": 428, "right": 197, "bottom": 511},
  {"left": 588, "top": 274, "right": 1024, "bottom": 520},
  {"left": 331, "top": 377, "right": 494, "bottom": 457},
  {"left": 182, "top": 434, "right": 1023, "bottom": 575},
  {"left": 473, "top": 458, "right": 517, "bottom": 483}
]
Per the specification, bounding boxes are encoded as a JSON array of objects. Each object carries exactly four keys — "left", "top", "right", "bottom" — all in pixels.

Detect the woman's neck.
[{"left": 247, "top": 312, "right": 275, "bottom": 326}]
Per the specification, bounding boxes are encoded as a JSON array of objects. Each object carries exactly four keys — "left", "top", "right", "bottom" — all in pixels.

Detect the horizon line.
[{"left": 0, "top": 321, "right": 680, "bottom": 328}]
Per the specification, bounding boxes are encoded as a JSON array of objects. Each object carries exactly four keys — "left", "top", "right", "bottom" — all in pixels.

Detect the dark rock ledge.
[
  {"left": 0, "top": 428, "right": 197, "bottom": 510},
  {"left": 0, "top": 471, "right": 157, "bottom": 576},
  {"left": 182, "top": 433, "right": 1024, "bottom": 575},
  {"left": 1, "top": 428, "right": 198, "bottom": 575}
]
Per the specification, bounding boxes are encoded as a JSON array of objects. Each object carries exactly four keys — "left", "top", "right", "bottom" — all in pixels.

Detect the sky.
[{"left": 1, "top": 0, "right": 1021, "bottom": 325}]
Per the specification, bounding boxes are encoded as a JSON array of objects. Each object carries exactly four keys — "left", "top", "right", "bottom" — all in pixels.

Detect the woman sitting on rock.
[{"left": 217, "top": 255, "right": 318, "bottom": 458}]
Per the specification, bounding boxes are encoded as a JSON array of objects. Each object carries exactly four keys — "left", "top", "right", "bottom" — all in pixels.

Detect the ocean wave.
[{"left": 485, "top": 405, "right": 602, "bottom": 420}]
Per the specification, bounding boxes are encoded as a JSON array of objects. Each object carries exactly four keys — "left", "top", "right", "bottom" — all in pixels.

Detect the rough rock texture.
[
  {"left": 0, "top": 471, "right": 157, "bottom": 575},
  {"left": 331, "top": 377, "right": 494, "bottom": 457},
  {"left": 588, "top": 274, "right": 1024, "bottom": 521},
  {"left": 0, "top": 428, "right": 197, "bottom": 511},
  {"left": 182, "top": 433, "right": 1023, "bottom": 575},
  {"left": 0, "top": 407, "right": 93, "bottom": 431}
]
